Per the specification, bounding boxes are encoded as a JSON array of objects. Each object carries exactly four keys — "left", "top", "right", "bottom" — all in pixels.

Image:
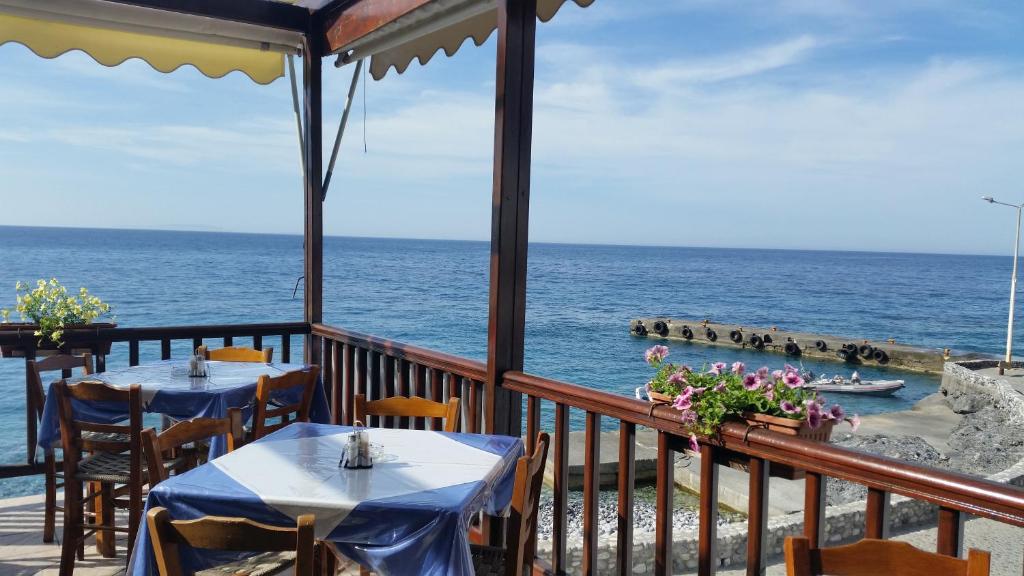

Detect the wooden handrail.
[
  {"left": 311, "top": 323, "right": 487, "bottom": 381},
  {"left": 0, "top": 322, "right": 310, "bottom": 347},
  {"left": 501, "top": 370, "right": 1024, "bottom": 528}
]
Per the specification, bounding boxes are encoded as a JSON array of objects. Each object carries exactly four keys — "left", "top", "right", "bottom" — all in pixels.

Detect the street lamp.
[{"left": 982, "top": 196, "right": 1023, "bottom": 375}]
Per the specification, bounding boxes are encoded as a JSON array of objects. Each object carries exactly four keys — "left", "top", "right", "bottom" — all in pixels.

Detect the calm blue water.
[{"left": 0, "top": 226, "right": 1013, "bottom": 496}]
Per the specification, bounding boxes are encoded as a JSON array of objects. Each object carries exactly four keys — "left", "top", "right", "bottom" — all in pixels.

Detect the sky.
[{"left": 1, "top": 0, "right": 1023, "bottom": 255}]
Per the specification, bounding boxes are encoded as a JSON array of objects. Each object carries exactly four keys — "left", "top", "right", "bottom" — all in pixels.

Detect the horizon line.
[{"left": 0, "top": 223, "right": 1009, "bottom": 259}]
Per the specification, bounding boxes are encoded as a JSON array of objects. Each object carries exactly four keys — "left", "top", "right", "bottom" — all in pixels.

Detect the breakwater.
[{"left": 630, "top": 317, "right": 971, "bottom": 374}]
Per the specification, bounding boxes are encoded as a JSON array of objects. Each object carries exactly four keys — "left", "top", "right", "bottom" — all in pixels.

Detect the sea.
[{"left": 0, "top": 225, "right": 1014, "bottom": 497}]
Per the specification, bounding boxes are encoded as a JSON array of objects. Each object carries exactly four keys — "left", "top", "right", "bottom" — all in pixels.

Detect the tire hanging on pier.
[
  {"left": 815, "top": 340, "right": 828, "bottom": 352},
  {"left": 843, "top": 343, "right": 860, "bottom": 357},
  {"left": 749, "top": 334, "right": 764, "bottom": 350},
  {"left": 729, "top": 329, "right": 744, "bottom": 343},
  {"left": 859, "top": 344, "right": 875, "bottom": 358},
  {"left": 705, "top": 328, "right": 718, "bottom": 342},
  {"left": 634, "top": 322, "right": 648, "bottom": 336},
  {"left": 653, "top": 321, "right": 669, "bottom": 337},
  {"left": 873, "top": 348, "right": 890, "bottom": 364},
  {"left": 784, "top": 342, "right": 802, "bottom": 356},
  {"left": 681, "top": 326, "right": 694, "bottom": 340},
  {"left": 762, "top": 334, "right": 773, "bottom": 344}
]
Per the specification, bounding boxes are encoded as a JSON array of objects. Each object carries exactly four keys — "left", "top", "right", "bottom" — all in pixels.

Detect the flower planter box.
[
  {"left": 0, "top": 322, "right": 117, "bottom": 358},
  {"left": 716, "top": 413, "right": 835, "bottom": 480}
]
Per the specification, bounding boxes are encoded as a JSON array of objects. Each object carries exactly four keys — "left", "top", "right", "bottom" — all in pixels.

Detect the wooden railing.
[
  {"left": 310, "top": 324, "right": 1024, "bottom": 575},
  {"left": 0, "top": 321, "right": 309, "bottom": 478},
  {"left": 311, "top": 323, "right": 487, "bottom": 433},
  {"left": 4, "top": 321, "right": 1023, "bottom": 574}
]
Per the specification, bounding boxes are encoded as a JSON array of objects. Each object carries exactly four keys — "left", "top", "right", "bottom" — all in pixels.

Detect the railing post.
[
  {"left": 865, "top": 488, "right": 891, "bottom": 539},
  {"left": 655, "top": 431, "right": 674, "bottom": 576},
  {"left": 617, "top": 422, "right": 636, "bottom": 576},
  {"left": 746, "top": 456, "right": 769, "bottom": 576},
  {"left": 582, "top": 412, "right": 600, "bottom": 575},
  {"left": 698, "top": 443, "right": 719, "bottom": 576},
  {"left": 804, "top": 472, "right": 826, "bottom": 548},
  {"left": 485, "top": 0, "right": 536, "bottom": 439},
  {"left": 937, "top": 507, "right": 964, "bottom": 557}
]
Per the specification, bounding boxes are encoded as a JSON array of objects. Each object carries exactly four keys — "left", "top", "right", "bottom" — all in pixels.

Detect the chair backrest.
[
  {"left": 143, "top": 408, "right": 245, "bottom": 486},
  {"left": 27, "top": 354, "right": 93, "bottom": 421},
  {"left": 146, "top": 506, "right": 315, "bottom": 576},
  {"left": 197, "top": 345, "right": 273, "bottom": 363},
  {"left": 252, "top": 367, "right": 320, "bottom": 440},
  {"left": 353, "top": 394, "right": 461, "bottom": 432},
  {"left": 784, "top": 537, "right": 991, "bottom": 576},
  {"left": 505, "top": 433, "right": 550, "bottom": 576},
  {"left": 54, "top": 380, "right": 144, "bottom": 483}
]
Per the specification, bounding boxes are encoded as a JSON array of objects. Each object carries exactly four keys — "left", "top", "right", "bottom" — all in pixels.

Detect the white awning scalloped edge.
[{"left": 0, "top": 0, "right": 304, "bottom": 85}]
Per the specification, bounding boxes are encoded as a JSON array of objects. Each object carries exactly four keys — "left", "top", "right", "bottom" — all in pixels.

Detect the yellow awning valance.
[{"left": 0, "top": 0, "right": 304, "bottom": 85}]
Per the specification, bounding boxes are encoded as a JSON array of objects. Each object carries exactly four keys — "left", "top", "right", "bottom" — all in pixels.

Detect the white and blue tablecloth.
[
  {"left": 128, "top": 423, "right": 523, "bottom": 576},
  {"left": 37, "top": 359, "right": 330, "bottom": 457}
]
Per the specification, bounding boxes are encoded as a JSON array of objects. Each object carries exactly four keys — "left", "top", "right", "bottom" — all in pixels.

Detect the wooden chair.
[
  {"left": 146, "top": 507, "right": 315, "bottom": 576},
  {"left": 471, "top": 433, "right": 550, "bottom": 576},
  {"left": 251, "top": 367, "right": 321, "bottom": 440},
  {"left": 196, "top": 344, "right": 273, "bottom": 363},
  {"left": 143, "top": 408, "right": 245, "bottom": 486},
  {"left": 27, "top": 353, "right": 93, "bottom": 543},
  {"left": 353, "top": 394, "right": 460, "bottom": 432},
  {"left": 784, "top": 537, "right": 991, "bottom": 576},
  {"left": 55, "top": 380, "right": 146, "bottom": 575}
]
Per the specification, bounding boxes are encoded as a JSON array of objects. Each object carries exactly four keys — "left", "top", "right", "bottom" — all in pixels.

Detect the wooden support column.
[
  {"left": 485, "top": 0, "right": 536, "bottom": 437},
  {"left": 303, "top": 29, "right": 324, "bottom": 365}
]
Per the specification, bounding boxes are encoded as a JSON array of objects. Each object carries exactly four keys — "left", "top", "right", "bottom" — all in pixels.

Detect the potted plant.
[
  {"left": 0, "top": 278, "right": 115, "bottom": 356},
  {"left": 636, "top": 345, "right": 860, "bottom": 452}
]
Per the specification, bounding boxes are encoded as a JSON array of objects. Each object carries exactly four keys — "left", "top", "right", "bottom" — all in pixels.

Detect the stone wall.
[{"left": 535, "top": 360, "right": 1024, "bottom": 574}]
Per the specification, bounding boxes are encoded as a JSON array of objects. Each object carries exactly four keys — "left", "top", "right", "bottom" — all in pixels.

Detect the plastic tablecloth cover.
[
  {"left": 37, "top": 360, "right": 330, "bottom": 457},
  {"left": 128, "top": 424, "right": 523, "bottom": 576}
]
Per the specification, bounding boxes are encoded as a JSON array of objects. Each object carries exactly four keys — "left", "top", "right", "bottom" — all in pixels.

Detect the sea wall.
[{"left": 536, "top": 360, "right": 1024, "bottom": 575}]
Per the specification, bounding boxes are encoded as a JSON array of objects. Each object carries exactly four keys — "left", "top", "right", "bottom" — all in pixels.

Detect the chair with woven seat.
[
  {"left": 143, "top": 408, "right": 245, "bottom": 486},
  {"left": 783, "top": 536, "right": 990, "bottom": 576},
  {"left": 27, "top": 353, "right": 93, "bottom": 543},
  {"left": 353, "top": 394, "right": 460, "bottom": 432},
  {"left": 146, "top": 506, "right": 315, "bottom": 576},
  {"left": 197, "top": 344, "right": 273, "bottom": 363},
  {"left": 470, "top": 432, "right": 550, "bottom": 576},
  {"left": 251, "top": 367, "right": 321, "bottom": 440},
  {"left": 55, "top": 379, "right": 146, "bottom": 575}
]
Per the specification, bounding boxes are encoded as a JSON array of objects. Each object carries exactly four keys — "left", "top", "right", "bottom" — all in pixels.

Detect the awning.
[
  {"left": 0, "top": 0, "right": 306, "bottom": 84},
  {"left": 335, "top": 0, "right": 595, "bottom": 80}
]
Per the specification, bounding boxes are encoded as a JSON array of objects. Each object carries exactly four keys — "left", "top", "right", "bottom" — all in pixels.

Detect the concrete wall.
[{"left": 535, "top": 360, "right": 1024, "bottom": 575}]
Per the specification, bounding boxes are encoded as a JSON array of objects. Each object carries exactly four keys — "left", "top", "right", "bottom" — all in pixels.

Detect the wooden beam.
[
  {"left": 102, "top": 0, "right": 311, "bottom": 32},
  {"left": 322, "top": 0, "right": 432, "bottom": 54},
  {"left": 485, "top": 0, "right": 536, "bottom": 438},
  {"left": 303, "top": 33, "right": 324, "bottom": 365}
]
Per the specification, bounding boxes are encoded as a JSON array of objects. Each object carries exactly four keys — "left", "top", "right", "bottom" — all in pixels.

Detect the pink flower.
[
  {"left": 678, "top": 409, "right": 697, "bottom": 424},
  {"left": 691, "top": 386, "right": 708, "bottom": 395},
  {"left": 771, "top": 369, "right": 784, "bottom": 381},
  {"left": 828, "top": 405, "right": 845, "bottom": 421},
  {"left": 783, "top": 371, "right": 804, "bottom": 388},
  {"left": 688, "top": 433, "right": 699, "bottom": 452},
  {"left": 709, "top": 361, "right": 727, "bottom": 375},
  {"left": 807, "top": 407, "right": 823, "bottom": 429},
  {"left": 645, "top": 345, "right": 670, "bottom": 365},
  {"left": 847, "top": 414, "right": 861, "bottom": 431},
  {"left": 742, "top": 374, "right": 760, "bottom": 390},
  {"left": 731, "top": 361, "right": 745, "bottom": 375},
  {"left": 714, "top": 381, "right": 727, "bottom": 392},
  {"left": 672, "top": 388, "right": 694, "bottom": 411},
  {"left": 756, "top": 366, "right": 770, "bottom": 379},
  {"left": 763, "top": 387, "right": 775, "bottom": 401},
  {"left": 780, "top": 400, "right": 799, "bottom": 414},
  {"left": 668, "top": 371, "right": 687, "bottom": 385}
]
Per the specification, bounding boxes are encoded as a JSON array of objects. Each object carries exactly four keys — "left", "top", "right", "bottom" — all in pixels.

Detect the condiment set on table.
[
  {"left": 342, "top": 421, "right": 373, "bottom": 469},
  {"left": 188, "top": 352, "right": 208, "bottom": 378}
]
